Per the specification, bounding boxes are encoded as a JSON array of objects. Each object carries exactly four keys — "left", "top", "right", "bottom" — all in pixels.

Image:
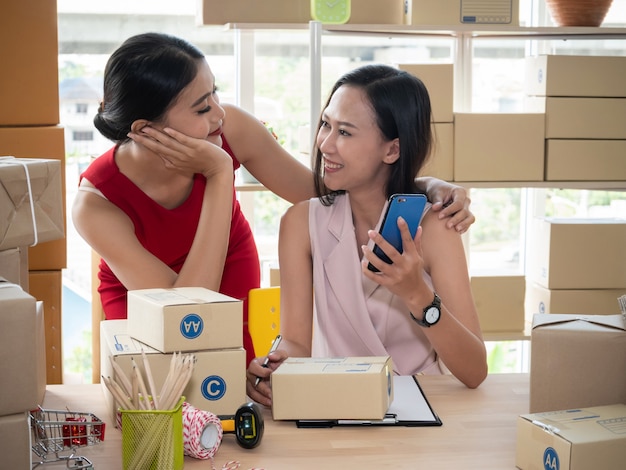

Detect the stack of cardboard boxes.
[{"left": 100, "top": 287, "right": 247, "bottom": 423}]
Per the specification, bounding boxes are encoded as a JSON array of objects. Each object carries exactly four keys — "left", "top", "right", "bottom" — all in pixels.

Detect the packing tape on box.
[
  {"left": 0, "top": 156, "right": 38, "bottom": 246},
  {"left": 182, "top": 402, "right": 223, "bottom": 459}
]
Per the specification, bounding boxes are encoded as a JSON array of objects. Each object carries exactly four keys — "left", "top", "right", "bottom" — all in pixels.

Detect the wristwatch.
[{"left": 410, "top": 293, "right": 441, "bottom": 327}]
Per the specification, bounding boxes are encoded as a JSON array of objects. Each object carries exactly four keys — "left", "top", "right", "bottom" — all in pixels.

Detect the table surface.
[{"left": 39, "top": 373, "right": 529, "bottom": 470}]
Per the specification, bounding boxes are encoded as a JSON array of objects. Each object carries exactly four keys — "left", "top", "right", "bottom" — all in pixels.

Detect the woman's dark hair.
[
  {"left": 94, "top": 32, "right": 205, "bottom": 142},
  {"left": 313, "top": 64, "right": 433, "bottom": 205}
]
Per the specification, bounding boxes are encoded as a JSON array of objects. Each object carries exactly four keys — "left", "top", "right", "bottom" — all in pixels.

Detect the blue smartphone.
[{"left": 367, "top": 193, "right": 428, "bottom": 272}]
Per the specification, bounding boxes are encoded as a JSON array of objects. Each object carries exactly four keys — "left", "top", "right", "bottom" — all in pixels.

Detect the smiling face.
[
  {"left": 317, "top": 85, "right": 399, "bottom": 196},
  {"left": 160, "top": 60, "right": 225, "bottom": 146}
]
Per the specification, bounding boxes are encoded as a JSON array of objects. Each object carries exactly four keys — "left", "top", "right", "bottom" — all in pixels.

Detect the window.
[
  {"left": 72, "top": 130, "right": 93, "bottom": 141},
  {"left": 75, "top": 103, "right": 88, "bottom": 114}
]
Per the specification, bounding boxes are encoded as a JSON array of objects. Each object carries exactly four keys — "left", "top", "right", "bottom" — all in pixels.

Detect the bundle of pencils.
[{"left": 102, "top": 351, "right": 195, "bottom": 411}]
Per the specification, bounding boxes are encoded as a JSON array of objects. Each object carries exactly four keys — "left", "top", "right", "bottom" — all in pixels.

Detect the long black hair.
[
  {"left": 94, "top": 32, "right": 205, "bottom": 143},
  {"left": 313, "top": 64, "right": 433, "bottom": 205}
]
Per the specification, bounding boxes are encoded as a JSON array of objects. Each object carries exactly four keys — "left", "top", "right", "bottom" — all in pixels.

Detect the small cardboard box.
[
  {"left": 0, "top": 412, "right": 31, "bottom": 469},
  {"left": 272, "top": 356, "right": 394, "bottom": 420},
  {"left": 0, "top": 280, "right": 46, "bottom": 415},
  {"left": 516, "top": 404, "right": 626, "bottom": 470},
  {"left": 545, "top": 139, "right": 626, "bottom": 182},
  {"left": 471, "top": 275, "right": 525, "bottom": 333},
  {"left": 525, "top": 55, "right": 626, "bottom": 98},
  {"left": 453, "top": 113, "right": 545, "bottom": 182},
  {"left": 527, "top": 218, "right": 626, "bottom": 290},
  {"left": 404, "top": 0, "right": 519, "bottom": 26},
  {"left": 530, "top": 314, "right": 626, "bottom": 413},
  {"left": 0, "top": 158, "right": 64, "bottom": 252},
  {"left": 127, "top": 287, "right": 243, "bottom": 353},
  {"left": 525, "top": 281, "right": 625, "bottom": 316},
  {"left": 100, "top": 320, "right": 246, "bottom": 421},
  {"left": 0, "top": 247, "right": 28, "bottom": 289},
  {"left": 423, "top": 123, "right": 454, "bottom": 181},
  {"left": 397, "top": 64, "right": 453, "bottom": 123},
  {"left": 530, "top": 97, "right": 626, "bottom": 139}
]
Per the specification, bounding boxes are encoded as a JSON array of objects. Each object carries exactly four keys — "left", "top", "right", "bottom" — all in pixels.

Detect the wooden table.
[{"left": 40, "top": 373, "right": 529, "bottom": 469}]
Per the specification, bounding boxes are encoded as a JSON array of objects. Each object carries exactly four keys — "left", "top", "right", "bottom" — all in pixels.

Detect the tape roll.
[{"left": 182, "top": 402, "right": 223, "bottom": 459}]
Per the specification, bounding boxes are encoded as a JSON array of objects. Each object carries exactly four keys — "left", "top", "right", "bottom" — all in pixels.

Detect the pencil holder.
[{"left": 121, "top": 397, "right": 185, "bottom": 470}]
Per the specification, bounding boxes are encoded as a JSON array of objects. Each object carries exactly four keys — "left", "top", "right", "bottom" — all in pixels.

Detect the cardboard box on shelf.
[
  {"left": 0, "top": 0, "right": 59, "bottom": 126},
  {"left": 529, "top": 314, "right": 626, "bottom": 413},
  {"left": 404, "top": 0, "right": 519, "bottom": 26},
  {"left": 471, "top": 275, "right": 525, "bottom": 333},
  {"left": 527, "top": 218, "right": 626, "bottom": 290},
  {"left": 0, "top": 280, "right": 46, "bottom": 415},
  {"left": 525, "top": 281, "right": 625, "bottom": 316},
  {"left": 0, "top": 412, "right": 31, "bottom": 469},
  {"left": 127, "top": 287, "right": 243, "bottom": 353},
  {"left": 0, "top": 126, "right": 67, "bottom": 271},
  {"left": 545, "top": 139, "right": 626, "bottom": 182},
  {"left": 397, "top": 64, "right": 453, "bottom": 123},
  {"left": 453, "top": 113, "right": 544, "bottom": 181},
  {"left": 525, "top": 55, "right": 626, "bottom": 98},
  {"left": 100, "top": 320, "right": 246, "bottom": 421},
  {"left": 198, "top": 0, "right": 403, "bottom": 25},
  {"left": 0, "top": 158, "right": 64, "bottom": 252},
  {"left": 421, "top": 123, "right": 453, "bottom": 181},
  {"left": 272, "top": 356, "right": 394, "bottom": 420},
  {"left": 516, "top": 404, "right": 626, "bottom": 470}
]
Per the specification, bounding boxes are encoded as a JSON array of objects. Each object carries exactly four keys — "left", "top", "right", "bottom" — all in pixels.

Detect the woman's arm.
[
  {"left": 362, "top": 212, "right": 487, "bottom": 388},
  {"left": 246, "top": 201, "right": 314, "bottom": 406}
]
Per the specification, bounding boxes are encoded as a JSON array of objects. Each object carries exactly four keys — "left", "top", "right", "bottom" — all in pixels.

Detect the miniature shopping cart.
[{"left": 30, "top": 406, "right": 106, "bottom": 469}]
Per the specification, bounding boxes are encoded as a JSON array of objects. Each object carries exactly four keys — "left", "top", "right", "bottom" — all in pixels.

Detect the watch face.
[
  {"left": 311, "top": 0, "right": 351, "bottom": 24},
  {"left": 425, "top": 307, "right": 440, "bottom": 324}
]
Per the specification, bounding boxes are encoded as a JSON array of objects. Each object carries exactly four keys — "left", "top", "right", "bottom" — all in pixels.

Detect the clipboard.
[{"left": 296, "top": 375, "right": 442, "bottom": 428}]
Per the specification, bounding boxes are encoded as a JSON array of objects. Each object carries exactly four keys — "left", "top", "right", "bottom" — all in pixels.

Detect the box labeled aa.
[
  {"left": 0, "top": 280, "right": 46, "bottom": 415},
  {"left": 100, "top": 320, "right": 246, "bottom": 421},
  {"left": 471, "top": 275, "right": 525, "bottom": 333},
  {"left": 127, "top": 287, "right": 242, "bottom": 353},
  {"left": 525, "top": 55, "right": 626, "bottom": 98},
  {"left": 530, "top": 314, "right": 626, "bottom": 413},
  {"left": 397, "top": 64, "right": 453, "bottom": 123},
  {"left": 516, "top": 404, "right": 626, "bottom": 470},
  {"left": 525, "top": 281, "right": 625, "bottom": 316},
  {"left": 272, "top": 356, "right": 394, "bottom": 420},
  {"left": 527, "top": 218, "right": 626, "bottom": 289},
  {"left": 545, "top": 139, "right": 626, "bottom": 181},
  {"left": 453, "top": 113, "right": 544, "bottom": 181}
]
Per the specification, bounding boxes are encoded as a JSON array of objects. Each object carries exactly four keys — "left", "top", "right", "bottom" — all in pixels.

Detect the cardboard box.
[
  {"left": 0, "top": 412, "right": 31, "bottom": 470},
  {"left": 516, "top": 404, "right": 626, "bottom": 470},
  {"left": 0, "top": 247, "right": 28, "bottom": 289},
  {"left": 0, "top": 158, "right": 64, "bottom": 255},
  {"left": 453, "top": 113, "right": 545, "bottom": 181},
  {"left": 545, "top": 139, "right": 626, "bottom": 181},
  {"left": 525, "top": 281, "right": 625, "bottom": 316},
  {"left": 471, "top": 275, "right": 525, "bottom": 333},
  {"left": 272, "top": 356, "right": 394, "bottom": 420},
  {"left": 0, "top": 281, "right": 44, "bottom": 415},
  {"left": 100, "top": 320, "right": 246, "bottom": 421},
  {"left": 530, "top": 97, "right": 626, "bottom": 139},
  {"left": 525, "top": 55, "right": 626, "bottom": 98},
  {"left": 405, "top": 0, "right": 519, "bottom": 26},
  {"left": 0, "top": 0, "right": 59, "bottom": 126},
  {"left": 29, "top": 270, "right": 63, "bottom": 384},
  {"left": 198, "top": 0, "right": 403, "bottom": 25},
  {"left": 0, "top": 127, "right": 67, "bottom": 270},
  {"left": 527, "top": 218, "right": 626, "bottom": 290},
  {"left": 421, "top": 123, "right": 453, "bottom": 181},
  {"left": 397, "top": 64, "right": 453, "bottom": 123},
  {"left": 530, "top": 314, "right": 626, "bottom": 413},
  {"left": 127, "top": 287, "right": 243, "bottom": 353}
]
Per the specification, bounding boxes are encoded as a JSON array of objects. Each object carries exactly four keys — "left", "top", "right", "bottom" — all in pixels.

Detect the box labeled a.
[
  {"left": 101, "top": 320, "right": 246, "bottom": 421},
  {"left": 516, "top": 404, "right": 626, "bottom": 470},
  {"left": 127, "top": 287, "right": 242, "bottom": 353},
  {"left": 530, "top": 314, "right": 626, "bottom": 413},
  {"left": 272, "top": 356, "right": 394, "bottom": 420}
]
